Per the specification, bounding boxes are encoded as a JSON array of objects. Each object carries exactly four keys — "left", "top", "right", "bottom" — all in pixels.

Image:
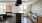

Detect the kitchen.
[{"left": 0, "top": 0, "right": 42, "bottom": 23}]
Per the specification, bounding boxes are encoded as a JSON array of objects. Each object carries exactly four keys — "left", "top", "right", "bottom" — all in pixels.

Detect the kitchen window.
[
  {"left": 0, "top": 5, "right": 6, "bottom": 14},
  {"left": 19, "top": 5, "right": 27, "bottom": 13}
]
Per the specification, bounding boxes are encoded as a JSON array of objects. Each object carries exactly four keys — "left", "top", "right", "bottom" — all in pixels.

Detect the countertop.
[{"left": 37, "top": 15, "right": 42, "bottom": 18}]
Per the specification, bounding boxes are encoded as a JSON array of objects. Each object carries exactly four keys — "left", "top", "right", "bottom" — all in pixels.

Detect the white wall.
[
  {"left": 27, "top": 0, "right": 38, "bottom": 13},
  {"left": 0, "top": 1, "right": 27, "bottom": 14},
  {"left": 27, "top": 5, "right": 31, "bottom": 12},
  {"left": 31, "top": 0, "right": 42, "bottom": 15},
  {"left": 12, "top": 5, "right": 19, "bottom": 13}
]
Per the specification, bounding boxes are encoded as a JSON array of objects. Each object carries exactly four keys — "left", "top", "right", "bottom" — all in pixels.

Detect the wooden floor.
[
  {"left": 21, "top": 16, "right": 33, "bottom": 23},
  {"left": 0, "top": 16, "right": 16, "bottom": 23},
  {"left": 0, "top": 14, "right": 33, "bottom": 23}
]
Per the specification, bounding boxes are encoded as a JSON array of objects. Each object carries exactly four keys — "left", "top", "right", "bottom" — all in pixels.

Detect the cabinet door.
[
  {"left": 38, "top": 16, "right": 42, "bottom": 23},
  {"left": 16, "top": 13, "right": 21, "bottom": 23}
]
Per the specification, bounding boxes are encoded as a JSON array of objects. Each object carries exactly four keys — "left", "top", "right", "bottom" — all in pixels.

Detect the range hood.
[{"left": 15, "top": 0, "right": 22, "bottom": 6}]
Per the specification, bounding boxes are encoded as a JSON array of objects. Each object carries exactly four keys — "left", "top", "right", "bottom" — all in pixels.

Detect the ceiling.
[
  {"left": 0, "top": 0, "right": 38, "bottom": 5},
  {"left": 0, "top": 0, "right": 27, "bottom": 1}
]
